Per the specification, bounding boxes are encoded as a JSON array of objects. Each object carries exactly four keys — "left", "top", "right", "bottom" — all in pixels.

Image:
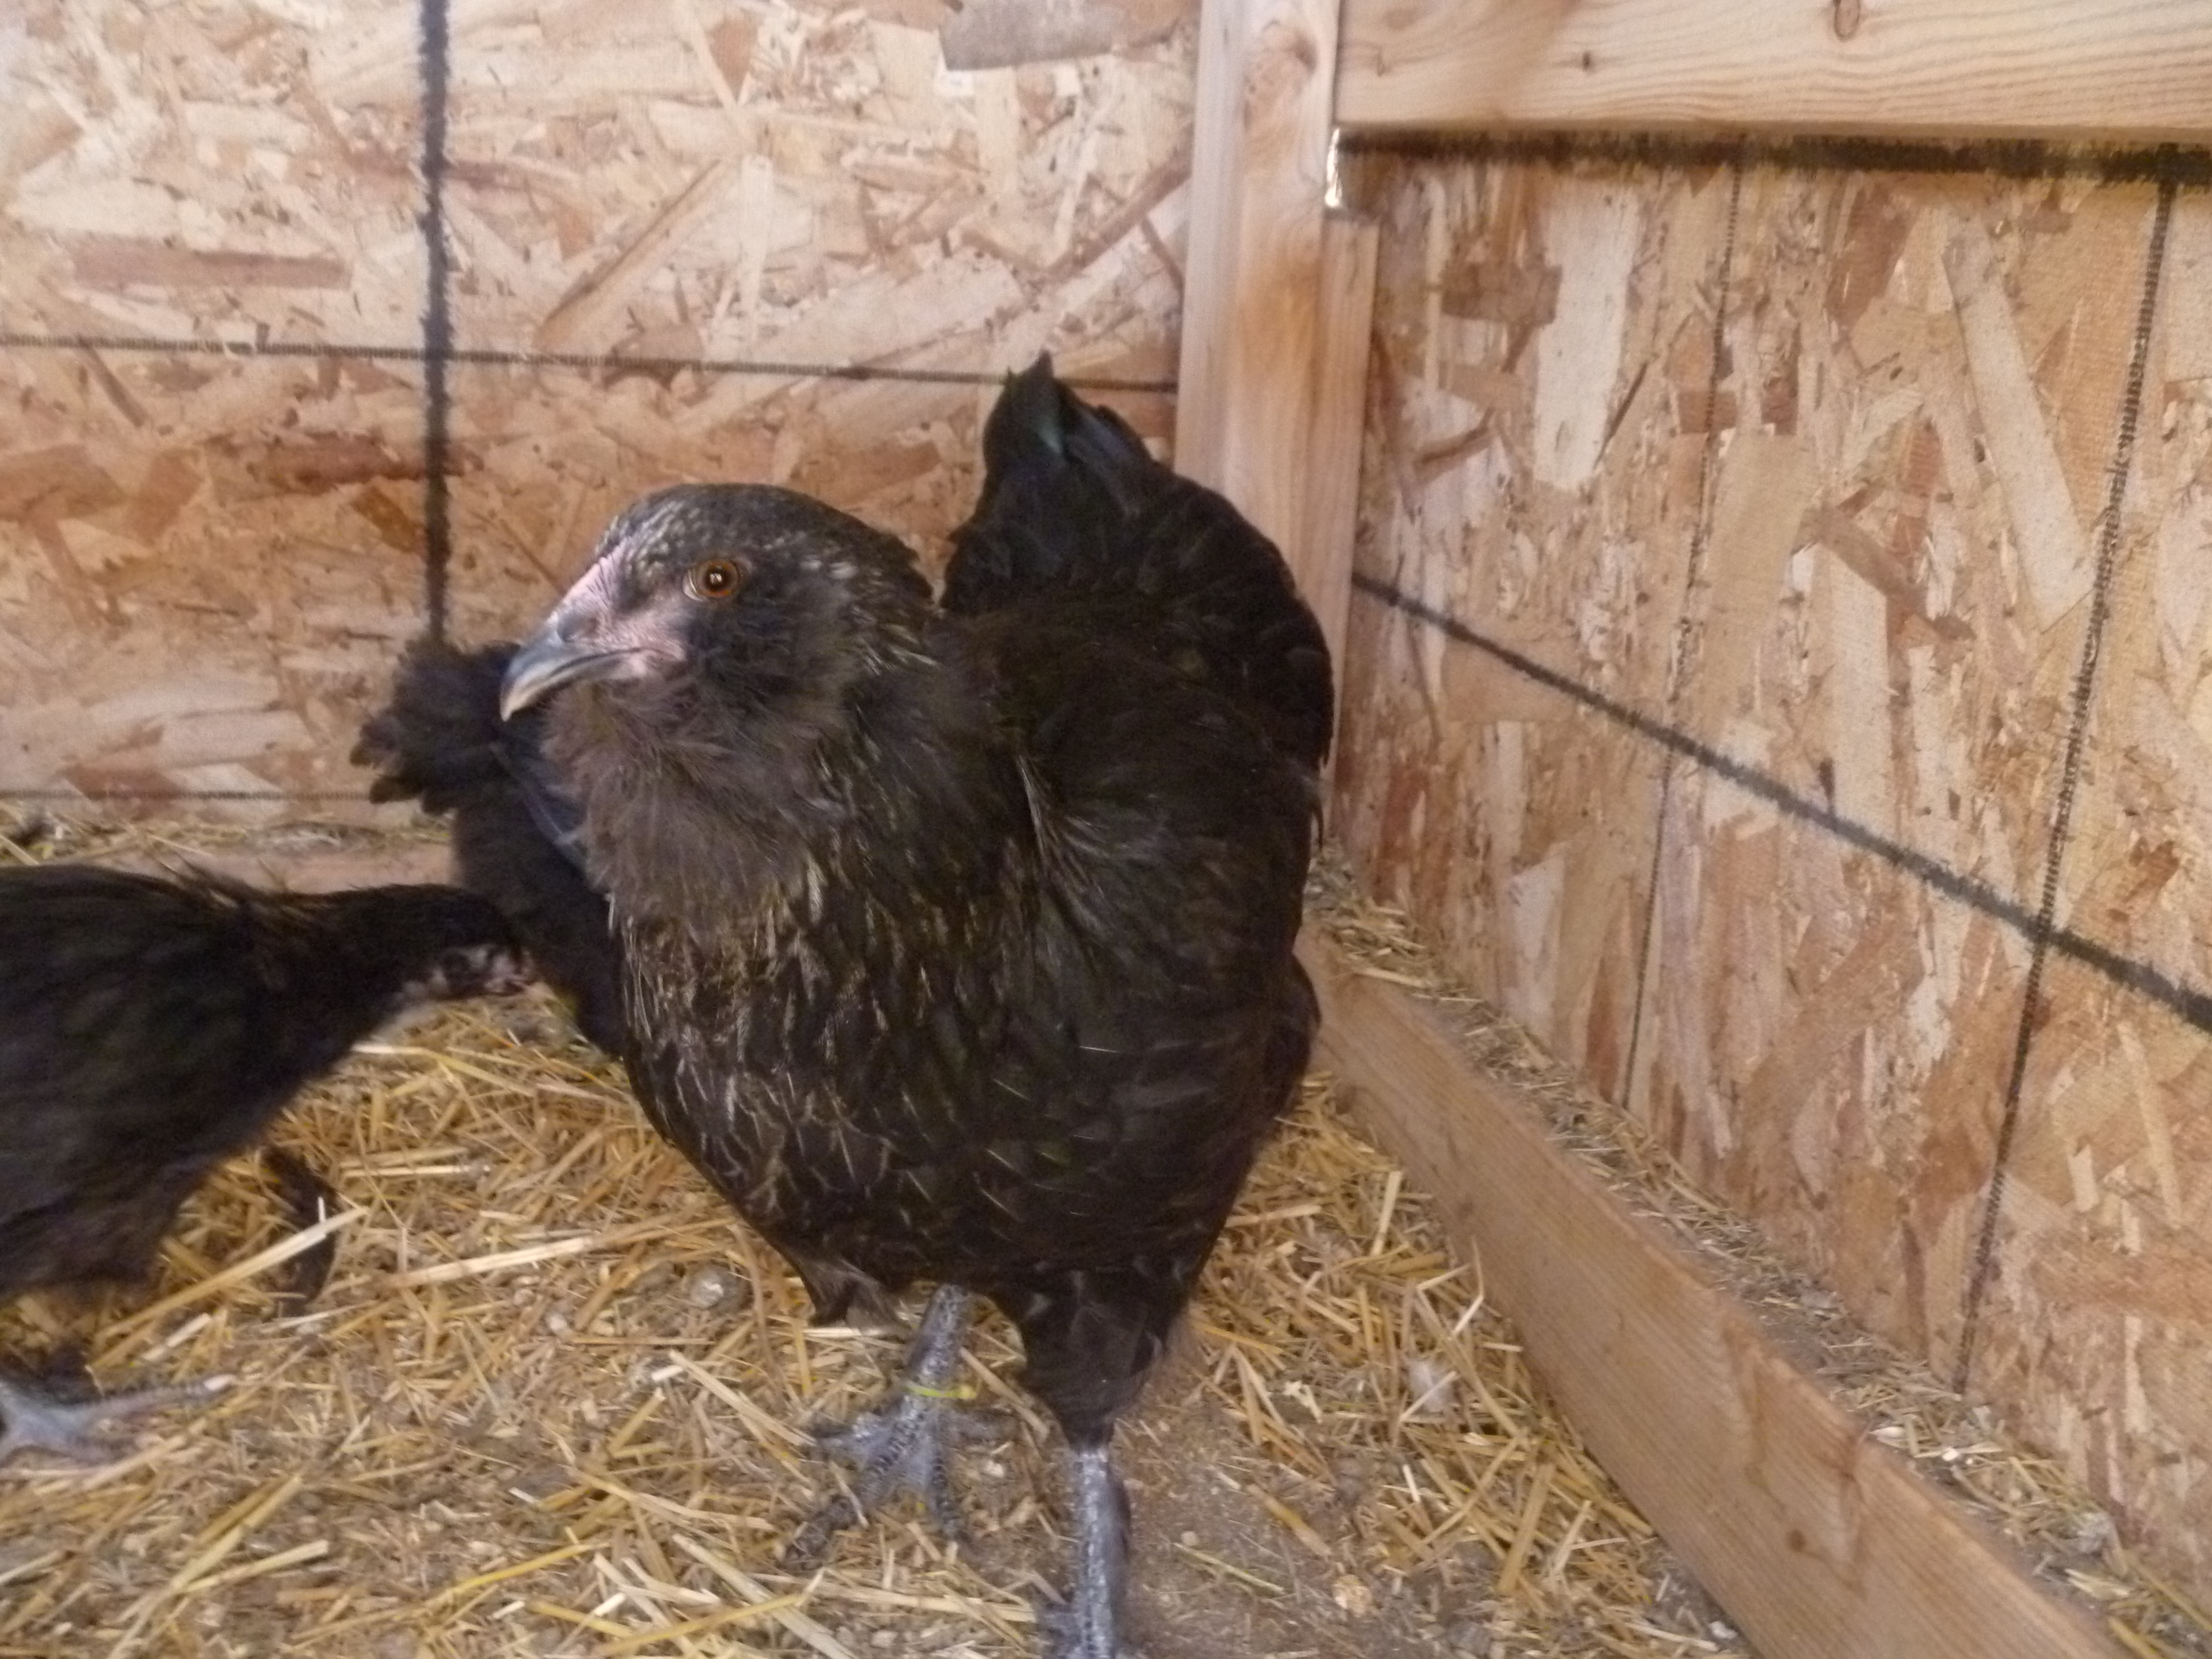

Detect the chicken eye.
[{"left": 686, "top": 558, "right": 745, "bottom": 601}]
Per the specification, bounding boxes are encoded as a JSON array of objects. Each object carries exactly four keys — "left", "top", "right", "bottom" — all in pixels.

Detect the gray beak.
[{"left": 499, "top": 624, "right": 635, "bottom": 720}]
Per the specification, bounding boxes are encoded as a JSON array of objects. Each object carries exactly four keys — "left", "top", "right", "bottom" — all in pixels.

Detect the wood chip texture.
[
  {"left": 1331, "top": 142, "right": 2212, "bottom": 1614},
  {"left": 1, "top": 0, "right": 1190, "bottom": 806}
]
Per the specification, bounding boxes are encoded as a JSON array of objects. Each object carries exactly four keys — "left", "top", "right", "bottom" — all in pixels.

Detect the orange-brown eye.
[{"left": 685, "top": 558, "right": 745, "bottom": 601}]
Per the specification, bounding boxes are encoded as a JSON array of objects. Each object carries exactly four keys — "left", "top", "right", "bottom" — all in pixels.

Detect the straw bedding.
[{"left": 2, "top": 814, "right": 2196, "bottom": 1658}]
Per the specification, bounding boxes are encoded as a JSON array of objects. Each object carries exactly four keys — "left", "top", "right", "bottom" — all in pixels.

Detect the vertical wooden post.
[
  {"left": 1176, "top": 0, "right": 1370, "bottom": 685},
  {"left": 1300, "top": 210, "right": 1379, "bottom": 688}
]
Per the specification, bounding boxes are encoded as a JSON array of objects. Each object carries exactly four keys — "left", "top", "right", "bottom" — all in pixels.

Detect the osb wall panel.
[
  {"left": 2058, "top": 194, "right": 2212, "bottom": 1003},
  {"left": 0, "top": 0, "right": 1196, "bottom": 808},
  {"left": 0, "top": 2, "right": 429, "bottom": 350},
  {"left": 0, "top": 352, "right": 432, "bottom": 802},
  {"left": 438, "top": 0, "right": 1190, "bottom": 379},
  {"left": 1335, "top": 146, "right": 2212, "bottom": 1601},
  {"left": 1332, "top": 159, "right": 1732, "bottom": 1094},
  {"left": 1634, "top": 776, "right": 2029, "bottom": 1367},
  {"left": 1634, "top": 167, "right": 2164, "bottom": 1368},
  {"left": 1984, "top": 953, "right": 2212, "bottom": 1570},
  {"left": 1973, "top": 187, "right": 2212, "bottom": 1583},
  {"left": 443, "top": 364, "right": 1174, "bottom": 644}
]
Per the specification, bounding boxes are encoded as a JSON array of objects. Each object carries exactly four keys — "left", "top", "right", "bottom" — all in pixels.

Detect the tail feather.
[
  {"left": 946, "top": 356, "right": 1149, "bottom": 610},
  {"left": 353, "top": 639, "right": 517, "bottom": 812},
  {"left": 943, "top": 355, "right": 1335, "bottom": 771},
  {"left": 979, "top": 353, "right": 1151, "bottom": 516},
  {"left": 354, "top": 639, "right": 624, "bottom": 1053}
]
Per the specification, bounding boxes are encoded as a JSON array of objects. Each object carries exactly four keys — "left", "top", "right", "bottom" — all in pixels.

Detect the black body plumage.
[
  {"left": 355, "top": 639, "right": 625, "bottom": 1052},
  {"left": 0, "top": 866, "right": 525, "bottom": 1305},
  {"left": 501, "top": 356, "right": 1329, "bottom": 1654}
]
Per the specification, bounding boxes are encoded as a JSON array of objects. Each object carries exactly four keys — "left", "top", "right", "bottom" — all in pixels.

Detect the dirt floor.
[{"left": 0, "top": 818, "right": 1750, "bottom": 1659}]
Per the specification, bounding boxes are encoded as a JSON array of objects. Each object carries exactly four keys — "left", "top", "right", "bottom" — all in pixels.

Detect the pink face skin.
[
  {"left": 536, "top": 555, "right": 696, "bottom": 685},
  {"left": 500, "top": 490, "right": 760, "bottom": 721}
]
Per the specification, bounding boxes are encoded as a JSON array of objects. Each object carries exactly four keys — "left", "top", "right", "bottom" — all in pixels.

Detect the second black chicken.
[{"left": 0, "top": 863, "right": 527, "bottom": 1460}]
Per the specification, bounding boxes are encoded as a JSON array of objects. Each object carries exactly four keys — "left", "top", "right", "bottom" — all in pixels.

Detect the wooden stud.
[
  {"left": 1176, "top": 0, "right": 1344, "bottom": 558},
  {"left": 1300, "top": 930, "right": 2125, "bottom": 1659},
  {"left": 1336, "top": 0, "right": 2212, "bottom": 143},
  {"left": 1295, "top": 210, "right": 1378, "bottom": 713}
]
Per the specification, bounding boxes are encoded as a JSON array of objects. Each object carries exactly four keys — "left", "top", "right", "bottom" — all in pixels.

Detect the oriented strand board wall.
[
  {"left": 1333, "top": 139, "right": 2212, "bottom": 1605},
  {"left": 0, "top": 0, "right": 1193, "bottom": 808}
]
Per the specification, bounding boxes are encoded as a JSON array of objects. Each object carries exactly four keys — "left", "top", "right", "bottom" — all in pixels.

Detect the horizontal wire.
[
  {"left": 0, "top": 330, "right": 1178, "bottom": 394},
  {"left": 1351, "top": 571, "right": 2212, "bottom": 1036}
]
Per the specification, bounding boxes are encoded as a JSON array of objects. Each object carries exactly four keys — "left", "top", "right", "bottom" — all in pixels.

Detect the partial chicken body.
[
  {"left": 354, "top": 638, "right": 625, "bottom": 1053},
  {"left": 0, "top": 864, "right": 526, "bottom": 1460},
  {"left": 498, "top": 358, "right": 1329, "bottom": 1657}
]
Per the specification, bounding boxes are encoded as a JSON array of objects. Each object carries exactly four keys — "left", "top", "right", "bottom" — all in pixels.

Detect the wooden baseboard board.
[{"left": 1299, "top": 931, "right": 2119, "bottom": 1659}]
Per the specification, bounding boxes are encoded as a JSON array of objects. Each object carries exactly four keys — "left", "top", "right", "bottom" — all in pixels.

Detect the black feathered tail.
[
  {"left": 943, "top": 355, "right": 1334, "bottom": 771},
  {"left": 943, "top": 355, "right": 1151, "bottom": 607},
  {"left": 354, "top": 639, "right": 626, "bottom": 1053}
]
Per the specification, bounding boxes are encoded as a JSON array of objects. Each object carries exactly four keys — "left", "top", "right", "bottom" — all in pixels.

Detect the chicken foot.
[
  {"left": 0, "top": 1369, "right": 225, "bottom": 1464},
  {"left": 786, "top": 1284, "right": 986, "bottom": 1561}
]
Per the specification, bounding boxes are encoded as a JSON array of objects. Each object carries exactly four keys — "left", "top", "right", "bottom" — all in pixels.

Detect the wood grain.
[
  {"left": 0, "top": 0, "right": 1195, "bottom": 802},
  {"left": 1336, "top": 0, "right": 2212, "bottom": 141},
  {"left": 1294, "top": 210, "right": 1378, "bottom": 750},
  {"left": 1301, "top": 930, "right": 2121, "bottom": 1659},
  {"left": 1176, "top": 0, "right": 1342, "bottom": 556}
]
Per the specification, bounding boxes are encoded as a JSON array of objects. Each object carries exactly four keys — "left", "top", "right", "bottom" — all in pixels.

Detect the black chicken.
[
  {"left": 496, "top": 357, "right": 1330, "bottom": 1658},
  {"left": 354, "top": 638, "right": 626, "bottom": 1053},
  {"left": 0, "top": 864, "right": 527, "bottom": 1460}
]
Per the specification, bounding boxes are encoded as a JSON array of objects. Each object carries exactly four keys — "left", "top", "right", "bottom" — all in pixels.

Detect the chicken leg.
[
  {"left": 786, "top": 1284, "right": 985, "bottom": 1562},
  {"left": 1039, "top": 1440, "right": 1132, "bottom": 1659},
  {"left": 0, "top": 1370, "right": 222, "bottom": 1464}
]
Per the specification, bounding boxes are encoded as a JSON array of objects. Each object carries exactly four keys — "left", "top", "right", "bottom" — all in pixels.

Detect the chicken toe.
[
  {"left": 0, "top": 1370, "right": 223, "bottom": 1464},
  {"left": 786, "top": 1285, "right": 977, "bottom": 1561}
]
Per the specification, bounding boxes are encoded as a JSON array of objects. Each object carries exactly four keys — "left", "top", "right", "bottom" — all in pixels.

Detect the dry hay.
[
  {"left": 1307, "top": 854, "right": 2212, "bottom": 1659},
  {"left": 0, "top": 813, "right": 1750, "bottom": 1659},
  {"left": 0, "top": 812, "right": 443, "bottom": 881}
]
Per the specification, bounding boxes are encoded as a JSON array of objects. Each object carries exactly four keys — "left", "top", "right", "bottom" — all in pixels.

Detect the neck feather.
[{"left": 549, "top": 639, "right": 1011, "bottom": 939}]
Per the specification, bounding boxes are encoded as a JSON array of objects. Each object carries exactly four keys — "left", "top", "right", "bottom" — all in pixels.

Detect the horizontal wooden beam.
[
  {"left": 1335, "top": 0, "right": 2212, "bottom": 143},
  {"left": 1300, "top": 931, "right": 2120, "bottom": 1659}
]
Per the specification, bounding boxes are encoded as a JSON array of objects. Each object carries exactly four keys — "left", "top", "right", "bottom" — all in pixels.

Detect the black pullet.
[{"left": 0, "top": 866, "right": 524, "bottom": 1301}]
